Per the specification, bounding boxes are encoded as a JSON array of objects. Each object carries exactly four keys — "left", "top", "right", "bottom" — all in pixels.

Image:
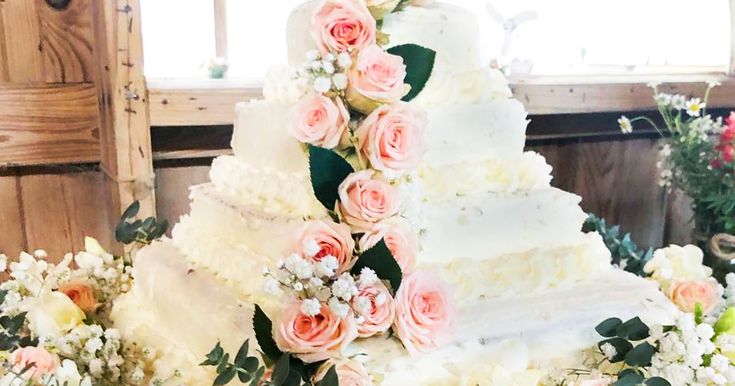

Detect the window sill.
[{"left": 146, "top": 73, "right": 735, "bottom": 126}]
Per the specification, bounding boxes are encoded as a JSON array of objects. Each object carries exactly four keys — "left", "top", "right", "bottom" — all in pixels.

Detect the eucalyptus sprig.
[
  {"left": 201, "top": 340, "right": 265, "bottom": 386},
  {"left": 114, "top": 201, "right": 169, "bottom": 246},
  {"left": 594, "top": 317, "right": 671, "bottom": 386},
  {"left": 583, "top": 213, "right": 653, "bottom": 277}
]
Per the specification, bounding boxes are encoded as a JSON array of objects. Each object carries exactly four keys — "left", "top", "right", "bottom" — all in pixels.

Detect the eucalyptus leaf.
[
  {"left": 351, "top": 239, "right": 403, "bottom": 291},
  {"left": 250, "top": 367, "right": 265, "bottom": 386},
  {"left": 598, "top": 337, "right": 633, "bottom": 363},
  {"left": 624, "top": 341, "right": 656, "bottom": 367},
  {"left": 200, "top": 342, "right": 224, "bottom": 366},
  {"left": 613, "top": 371, "right": 644, "bottom": 386},
  {"left": 595, "top": 317, "right": 623, "bottom": 338},
  {"left": 616, "top": 316, "right": 650, "bottom": 341},
  {"left": 121, "top": 200, "right": 140, "bottom": 220},
  {"left": 217, "top": 353, "right": 231, "bottom": 374},
  {"left": 238, "top": 371, "right": 252, "bottom": 383},
  {"left": 234, "top": 340, "right": 250, "bottom": 368},
  {"left": 254, "top": 305, "right": 283, "bottom": 362},
  {"left": 213, "top": 366, "right": 236, "bottom": 386},
  {"left": 0, "top": 290, "right": 7, "bottom": 306},
  {"left": 308, "top": 145, "right": 354, "bottom": 211},
  {"left": 644, "top": 377, "right": 671, "bottom": 386},
  {"left": 386, "top": 44, "right": 436, "bottom": 102}
]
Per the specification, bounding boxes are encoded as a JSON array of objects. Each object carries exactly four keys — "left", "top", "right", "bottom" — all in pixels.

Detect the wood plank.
[
  {"left": 213, "top": 0, "right": 228, "bottom": 58},
  {"left": 19, "top": 170, "right": 112, "bottom": 263},
  {"left": 0, "top": 2, "right": 10, "bottom": 82},
  {"left": 92, "top": 0, "right": 156, "bottom": 251},
  {"left": 664, "top": 189, "right": 695, "bottom": 246},
  {"left": 1, "top": 0, "right": 45, "bottom": 83},
  {"left": 512, "top": 78, "right": 735, "bottom": 115},
  {"left": 149, "top": 87, "right": 260, "bottom": 126},
  {"left": 530, "top": 138, "right": 667, "bottom": 249},
  {"left": 36, "top": 0, "right": 95, "bottom": 83},
  {"left": 155, "top": 164, "right": 211, "bottom": 236},
  {"left": 0, "top": 83, "right": 100, "bottom": 166},
  {"left": 0, "top": 170, "right": 27, "bottom": 258}
]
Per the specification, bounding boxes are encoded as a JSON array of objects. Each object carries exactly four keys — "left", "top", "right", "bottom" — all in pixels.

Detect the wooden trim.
[
  {"left": 0, "top": 83, "right": 100, "bottom": 166},
  {"left": 148, "top": 80, "right": 261, "bottom": 126},
  {"left": 213, "top": 0, "right": 228, "bottom": 59},
  {"left": 147, "top": 75, "right": 735, "bottom": 125},
  {"left": 92, "top": 0, "right": 156, "bottom": 246},
  {"left": 731, "top": 0, "right": 735, "bottom": 75}
]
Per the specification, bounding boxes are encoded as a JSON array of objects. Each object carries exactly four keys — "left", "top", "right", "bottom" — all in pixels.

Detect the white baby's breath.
[
  {"left": 600, "top": 342, "right": 617, "bottom": 360},
  {"left": 332, "top": 73, "right": 348, "bottom": 90},
  {"left": 314, "top": 76, "right": 332, "bottom": 94},
  {"left": 300, "top": 298, "right": 321, "bottom": 317},
  {"left": 0, "top": 253, "right": 6, "bottom": 272},
  {"left": 618, "top": 116, "right": 633, "bottom": 134}
]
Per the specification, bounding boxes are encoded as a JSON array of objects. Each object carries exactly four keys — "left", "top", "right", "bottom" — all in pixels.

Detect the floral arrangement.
[
  {"left": 619, "top": 85, "right": 735, "bottom": 257},
  {"left": 0, "top": 202, "right": 169, "bottom": 386},
  {"left": 546, "top": 220, "right": 735, "bottom": 385},
  {"left": 198, "top": 1, "right": 453, "bottom": 385}
]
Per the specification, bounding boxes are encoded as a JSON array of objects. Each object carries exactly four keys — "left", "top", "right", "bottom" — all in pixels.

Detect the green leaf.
[
  {"left": 308, "top": 145, "right": 354, "bottom": 211},
  {"left": 613, "top": 370, "right": 644, "bottom": 386},
  {"left": 272, "top": 354, "right": 291, "bottom": 386},
  {"left": 625, "top": 342, "right": 656, "bottom": 367},
  {"left": 242, "top": 357, "right": 259, "bottom": 373},
  {"left": 715, "top": 307, "right": 735, "bottom": 336},
  {"left": 645, "top": 377, "right": 671, "bottom": 386},
  {"left": 0, "top": 290, "right": 7, "bottom": 305},
  {"left": 595, "top": 317, "right": 623, "bottom": 338},
  {"left": 200, "top": 342, "right": 224, "bottom": 367},
  {"left": 695, "top": 303, "right": 704, "bottom": 324},
  {"left": 121, "top": 200, "right": 140, "bottom": 220},
  {"left": 238, "top": 371, "right": 252, "bottom": 383},
  {"left": 234, "top": 339, "right": 250, "bottom": 368},
  {"left": 599, "top": 337, "right": 633, "bottom": 363},
  {"left": 616, "top": 317, "right": 650, "bottom": 341},
  {"left": 213, "top": 366, "right": 236, "bottom": 386},
  {"left": 250, "top": 367, "right": 265, "bottom": 386},
  {"left": 351, "top": 239, "right": 403, "bottom": 291},
  {"left": 0, "top": 313, "right": 26, "bottom": 335},
  {"left": 386, "top": 44, "right": 436, "bottom": 102},
  {"left": 316, "top": 365, "right": 339, "bottom": 386},
  {"left": 217, "top": 353, "right": 230, "bottom": 374},
  {"left": 254, "top": 305, "right": 283, "bottom": 363}
]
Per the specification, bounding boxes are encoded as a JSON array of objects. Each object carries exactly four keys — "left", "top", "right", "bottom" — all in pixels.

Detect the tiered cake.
[{"left": 112, "top": 1, "right": 676, "bottom": 384}]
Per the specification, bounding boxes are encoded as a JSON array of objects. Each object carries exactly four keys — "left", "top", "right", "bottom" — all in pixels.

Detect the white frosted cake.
[{"left": 112, "top": 1, "right": 676, "bottom": 384}]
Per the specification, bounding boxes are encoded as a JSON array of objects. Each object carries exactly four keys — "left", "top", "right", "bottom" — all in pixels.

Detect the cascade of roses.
[{"left": 264, "top": 0, "right": 455, "bottom": 384}]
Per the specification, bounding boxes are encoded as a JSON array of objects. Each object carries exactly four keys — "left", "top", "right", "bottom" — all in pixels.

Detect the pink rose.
[
  {"left": 290, "top": 94, "right": 350, "bottom": 149},
  {"left": 669, "top": 280, "right": 720, "bottom": 314},
  {"left": 11, "top": 346, "right": 60, "bottom": 380},
  {"left": 393, "top": 271, "right": 455, "bottom": 354},
  {"left": 359, "top": 218, "right": 417, "bottom": 272},
  {"left": 313, "top": 359, "right": 373, "bottom": 386},
  {"left": 295, "top": 220, "right": 356, "bottom": 274},
  {"left": 352, "top": 279, "right": 395, "bottom": 337},
  {"left": 338, "top": 170, "right": 401, "bottom": 232},
  {"left": 312, "top": 0, "right": 376, "bottom": 54},
  {"left": 274, "top": 300, "right": 358, "bottom": 363},
  {"left": 356, "top": 102, "right": 426, "bottom": 173},
  {"left": 346, "top": 45, "right": 408, "bottom": 114}
]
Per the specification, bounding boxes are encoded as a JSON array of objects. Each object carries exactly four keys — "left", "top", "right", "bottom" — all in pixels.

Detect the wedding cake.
[{"left": 112, "top": 1, "right": 677, "bottom": 384}]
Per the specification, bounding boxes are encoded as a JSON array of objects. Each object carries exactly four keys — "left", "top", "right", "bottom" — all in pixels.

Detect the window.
[{"left": 141, "top": 0, "right": 732, "bottom": 79}]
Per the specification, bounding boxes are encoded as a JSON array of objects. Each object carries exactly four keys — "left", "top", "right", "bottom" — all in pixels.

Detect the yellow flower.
[{"left": 27, "top": 291, "right": 85, "bottom": 339}]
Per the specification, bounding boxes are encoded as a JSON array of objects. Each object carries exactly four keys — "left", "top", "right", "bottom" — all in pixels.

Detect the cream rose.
[
  {"left": 338, "top": 170, "right": 401, "bottom": 232},
  {"left": 359, "top": 218, "right": 417, "bottom": 272},
  {"left": 352, "top": 279, "right": 395, "bottom": 337},
  {"left": 393, "top": 271, "right": 455, "bottom": 354},
  {"left": 346, "top": 45, "right": 409, "bottom": 114},
  {"left": 356, "top": 102, "right": 426, "bottom": 174},
  {"left": 365, "top": 0, "right": 400, "bottom": 20},
  {"left": 27, "top": 291, "right": 85, "bottom": 339},
  {"left": 290, "top": 94, "right": 350, "bottom": 149},
  {"left": 313, "top": 358, "right": 373, "bottom": 386},
  {"left": 11, "top": 346, "right": 60, "bottom": 380},
  {"left": 58, "top": 280, "right": 97, "bottom": 315},
  {"left": 274, "top": 300, "right": 358, "bottom": 363},
  {"left": 312, "top": 0, "right": 376, "bottom": 54},
  {"left": 669, "top": 280, "right": 720, "bottom": 314},
  {"left": 644, "top": 244, "right": 712, "bottom": 284},
  {"left": 295, "top": 220, "right": 356, "bottom": 274}
]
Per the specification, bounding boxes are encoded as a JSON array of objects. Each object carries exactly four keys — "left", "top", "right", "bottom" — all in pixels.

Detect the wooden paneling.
[
  {"left": 0, "top": 169, "right": 113, "bottom": 262},
  {"left": 529, "top": 138, "right": 670, "bottom": 249},
  {"left": 1, "top": 0, "right": 45, "bottom": 83},
  {"left": 149, "top": 86, "right": 261, "bottom": 126},
  {"left": 37, "top": 0, "right": 95, "bottom": 83},
  {"left": 0, "top": 83, "right": 100, "bottom": 166}
]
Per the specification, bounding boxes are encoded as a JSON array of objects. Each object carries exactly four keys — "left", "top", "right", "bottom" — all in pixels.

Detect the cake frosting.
[{"left": 113, "top": 1, "right": 678, "bottom": 384}]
